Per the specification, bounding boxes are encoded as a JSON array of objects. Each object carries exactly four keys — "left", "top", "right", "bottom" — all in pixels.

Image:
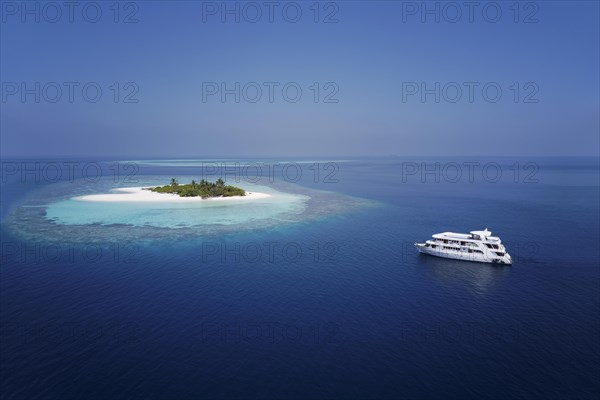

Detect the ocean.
[{"left": 1, "top": 157, "right": 598, "bottom": 399}]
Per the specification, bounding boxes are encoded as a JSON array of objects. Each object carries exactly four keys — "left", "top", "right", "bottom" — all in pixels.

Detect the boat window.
[
  {"left": 495, "top": 252, "right": 504, "bottom": 256},
  {"left": 431, "top": 245, "right": 436, "bottom": 248},
  {"left": 484, "top": 243, "right": 493, "bottom": 249},
  {"left": 472, "top": 234, "right": 480, "bottom": 240}
]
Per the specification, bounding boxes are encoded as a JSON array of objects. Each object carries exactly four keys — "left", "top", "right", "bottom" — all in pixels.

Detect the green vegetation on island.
[{"left": 147, "top": 178, "right": 246, "bottom": 198}]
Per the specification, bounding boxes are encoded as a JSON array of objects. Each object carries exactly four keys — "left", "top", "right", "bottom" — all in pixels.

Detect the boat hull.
[{"left": 414, "top": 243, "right": 512, "bottom": 265}]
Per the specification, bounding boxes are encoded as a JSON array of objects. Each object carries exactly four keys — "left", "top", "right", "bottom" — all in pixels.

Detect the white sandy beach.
[{"left": 73, "top": 187, "right": 271, "bottom": 203}]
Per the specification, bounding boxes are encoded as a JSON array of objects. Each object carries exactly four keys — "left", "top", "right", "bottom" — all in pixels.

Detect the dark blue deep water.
[{"left": 1, "top": 157, "right": 599, "bottom": 399}]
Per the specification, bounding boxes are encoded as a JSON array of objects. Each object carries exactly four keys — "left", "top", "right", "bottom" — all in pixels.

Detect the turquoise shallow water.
[
  {"left": 45, "top": 182, "right": 309, "bottom": 228},
  {"left": 4, "top": 172, "right": 372, "bottom": 244}
]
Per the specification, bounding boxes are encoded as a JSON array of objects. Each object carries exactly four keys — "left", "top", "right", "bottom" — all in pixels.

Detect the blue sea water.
[{"left": 0, "top": 157, "right": 599, "bottom": 399}]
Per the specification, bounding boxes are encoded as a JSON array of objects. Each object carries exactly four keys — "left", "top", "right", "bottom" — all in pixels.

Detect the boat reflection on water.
[{"left": 416, "top": 255, "right": 511, "bottom": 294}]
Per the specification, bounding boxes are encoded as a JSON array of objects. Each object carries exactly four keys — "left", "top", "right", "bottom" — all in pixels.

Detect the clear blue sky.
[{"left": 1, "top": 1, "right": 598, "bottom": 157}]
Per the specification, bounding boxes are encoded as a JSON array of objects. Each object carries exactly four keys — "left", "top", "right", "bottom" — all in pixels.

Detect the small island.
[{"left": 147, "top": 178, "right": 246, "bottom": 198}]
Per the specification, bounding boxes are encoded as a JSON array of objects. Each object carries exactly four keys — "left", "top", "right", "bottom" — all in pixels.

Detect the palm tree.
[
  {"left": 216, "top": 178, "right": 224, "bottom": 188},
  {"left": 191, "top": 180, "right": 196, "bottom": 187},
  {"left": 171, "top": 178, "right": 178, "bottom": 187}
]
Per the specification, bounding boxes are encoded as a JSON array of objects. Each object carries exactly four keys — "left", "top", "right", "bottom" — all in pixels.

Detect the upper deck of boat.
[{"left": 432, "top": 231, "right": 501, "bottom": 243}]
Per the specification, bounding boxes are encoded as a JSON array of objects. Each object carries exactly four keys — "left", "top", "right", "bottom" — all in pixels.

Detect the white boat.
[{"left": 415, "top": 229, "right": 512, "bottom": 265}]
